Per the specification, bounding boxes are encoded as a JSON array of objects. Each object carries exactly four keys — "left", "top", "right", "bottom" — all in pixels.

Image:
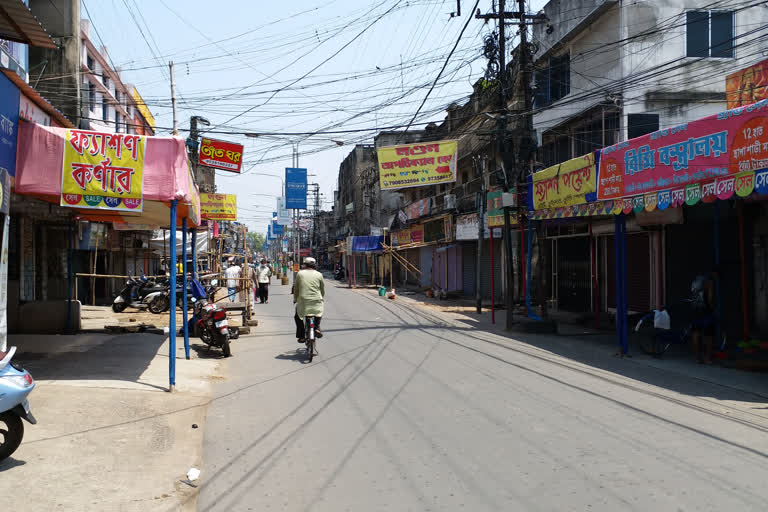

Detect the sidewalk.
[
  {"left": 0, "top": 331, "right": 224, "bottom": 511},
  {"left": 362, "top": 288, "right": 768, "bottom": 404}
]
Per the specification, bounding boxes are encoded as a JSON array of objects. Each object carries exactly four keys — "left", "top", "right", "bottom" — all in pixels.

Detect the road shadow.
[
  {"left": 275, "top": 349, "right": 312, "bottom": 364},
  {"left": 10, "top": 332, "right": 167, "bottom": 390},
  {"left": 0, "top": 458, "right": 26, "bottom": 472},
  {"left": 190, "top": 342, "right": 230, "bottom": 359},
  {"left": 345, "top": 289, "right": 768, "bottom": 405}
]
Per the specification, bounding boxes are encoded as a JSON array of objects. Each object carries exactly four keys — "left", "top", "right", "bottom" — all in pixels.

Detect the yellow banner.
[
  {"left": 532, "top": 152, "right": 596, "bottom": 210},
  {"left": 60, "top": 130, "right": 145, "bottom": 211},
  {"left": 378, "top": 140, "right": 458, "bottom": 190},
  {"left": 393, "top": 228, "right": 411, "bottom": 246},
  {"left": 200, "top": 193, "right": 237, "bottom": 221}
]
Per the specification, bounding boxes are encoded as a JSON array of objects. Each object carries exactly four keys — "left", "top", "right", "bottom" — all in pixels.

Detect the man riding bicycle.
[{"left": 294, "top": 257, "right": 325, "bottom": 343}]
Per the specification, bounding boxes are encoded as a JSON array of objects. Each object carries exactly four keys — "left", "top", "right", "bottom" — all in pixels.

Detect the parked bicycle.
[{"left": 632, "top": 299, "right": 726, "bottom": 356}]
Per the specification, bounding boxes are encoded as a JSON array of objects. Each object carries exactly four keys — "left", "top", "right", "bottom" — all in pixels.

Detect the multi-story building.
[
  {"left": 76, "top": 20, "right": 154, "bottom": 134},
  {"left": 532, "top": 0, "right": 768, "bottom": 166},
  {"left": 529, "top": 0, "right": 768, "bottom": 334},
  {"left": 29, "top": 1, "right": 155, "bottom": 134},
  {"left": 2, "top": 0, "right": 158, "bottom": 332}
]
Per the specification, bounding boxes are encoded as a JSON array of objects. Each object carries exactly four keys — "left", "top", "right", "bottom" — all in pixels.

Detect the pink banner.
[{"left": 598, "top": 99, "right": 768, "bottom": 200}]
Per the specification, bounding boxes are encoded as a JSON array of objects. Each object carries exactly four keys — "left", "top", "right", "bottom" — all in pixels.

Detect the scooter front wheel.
[
  {"left": 0, "top": 412, "right": 24, "bottom": 462},
  {"left": 148, "top": 296, "right": 169, "bottom": 314},
  {"left": 112, "top": 302, "right": 128, "bottom": 313}
]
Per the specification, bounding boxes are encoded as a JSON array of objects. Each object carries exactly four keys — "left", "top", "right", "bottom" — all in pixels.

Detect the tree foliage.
[{"left": 247, "top": 232, "right": 265, "bottom": 252}]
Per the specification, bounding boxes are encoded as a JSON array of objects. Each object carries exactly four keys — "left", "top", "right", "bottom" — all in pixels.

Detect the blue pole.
[
  {"left": 66, "top": 221, "right": 73, "bottom": 334},
  {"left": 191, "top": 228, "right": 198, "bottom": 280},
  {"left": 169, "top": 200, "right": 177, "bottom": 390},
  {"left": 182, "top": 217, "right": 190, "bottom": 360},
  {"left": 526, "top": 221, "right": 540, "bottom": 320},
  {"left": 614, "top": 216, "right": 624, "bottom": 354},
  {"left": 713, "top": 204, "right": 722, "bottom": 346},
  {"left": 620, "top": 216, "right": 628, "bottom": 355}
]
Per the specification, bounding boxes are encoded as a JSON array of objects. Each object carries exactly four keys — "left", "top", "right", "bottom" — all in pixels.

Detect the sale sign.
[
  {"left": 60, "top": 130, "right": 145, "bottom": 211},
  {"left": 198, "top": 138, "right": 244, "bottom": 173}
]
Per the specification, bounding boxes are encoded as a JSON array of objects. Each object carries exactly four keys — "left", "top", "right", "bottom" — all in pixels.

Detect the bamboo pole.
[{"left": 382, "top": 243, "right": 421, "bottom": 276}]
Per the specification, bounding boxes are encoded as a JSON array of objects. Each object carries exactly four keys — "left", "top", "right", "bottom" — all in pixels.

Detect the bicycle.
[
  {"left": 632, "top": 300, "right": 726, "bottom": 356},
  {"left": 304, "top": 316, "right": 318, "bottom": 362}
]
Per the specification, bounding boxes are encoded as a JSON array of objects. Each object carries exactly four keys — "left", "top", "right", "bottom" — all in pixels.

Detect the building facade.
[{"left": 528, "top": 0, "right": 768, "bottom": 337}]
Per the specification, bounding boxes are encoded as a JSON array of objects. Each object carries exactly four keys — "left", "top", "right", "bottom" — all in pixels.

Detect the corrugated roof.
[
  {"left": 1, "top": 68, "right": 74, "bottom": 128},
  {"left": 0, "top": 0, "right": 57, "bottom": 49}
]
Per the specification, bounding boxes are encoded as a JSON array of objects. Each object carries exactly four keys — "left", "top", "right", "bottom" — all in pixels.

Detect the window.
[
  {"left": 103, "top": 75, "right": 109, "bottom": 91},
  {"left": 686, "top": 10, "right": 734, "bottom": 58},
  {"left": 534, "top": 52, "right": 570, "bottom": 107},
  {"left": 89, "top": 83, "right": 95, "bottom": 112},
  {"left": 628, "top": 113, "right": 659, "bottom": 139},
  {"left": 102, "top": 99, "right": 108, "bottom": 121},
  {"left": 86, "top": 55, "right": 94, "bottom": 70}
]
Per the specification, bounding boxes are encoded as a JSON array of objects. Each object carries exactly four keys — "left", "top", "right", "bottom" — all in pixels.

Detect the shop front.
[
  {"left": 13, "top": 122, "right": 201, "bottom": 389},
  {"left": 529, "top": 100, "right": 768, "bottom": 353}
]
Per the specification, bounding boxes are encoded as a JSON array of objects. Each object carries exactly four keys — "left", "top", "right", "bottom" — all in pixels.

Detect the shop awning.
[
  {"left": 14, "top": 122, "right": 200, "bottom": 227},
  {"left": 351, "top": 235, "right": 384, "bottom": 252},
  {"left": 0, "top": 0, "right": 56, "bottom": 48}
]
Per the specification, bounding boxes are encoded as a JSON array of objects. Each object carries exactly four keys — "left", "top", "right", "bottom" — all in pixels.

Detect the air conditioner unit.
[{"left": 444, "top": 194, "right": 456, "bottom": 210}]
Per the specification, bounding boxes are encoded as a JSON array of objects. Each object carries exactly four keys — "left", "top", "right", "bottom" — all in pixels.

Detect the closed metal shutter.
[
  {"left": 419, "top": 246, "right": 433, "bottom": 287},
  {"left": 462, "top": 244, "right": 476, "bottom": 296},
  {"left": 607, "top": 233, "right": 650, "bottom": 312},
  {"left": 557, "top": 236, "right": 591, "bottom": 312}
]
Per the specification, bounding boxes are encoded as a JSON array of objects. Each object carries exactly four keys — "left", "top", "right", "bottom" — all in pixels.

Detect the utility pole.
[
  {"left": 476, "top": 0, "right": 540, "bottom": 330},
  {"left": 189, "top": 116, "right": 210, "bottom": 191},
  {"left": 475, "top": 157, "right": 485, "bottom": 314},
  {"left": 169, "top": 61, "right": 178, "bottom": 136}
]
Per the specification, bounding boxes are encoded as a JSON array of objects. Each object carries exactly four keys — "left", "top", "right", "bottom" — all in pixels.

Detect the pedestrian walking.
[
  {"left": 256, "top": 258, "right": 272, "bottom": 303},
  {"left": 224, "top": 257, "right": 242, "bottom": 302}
]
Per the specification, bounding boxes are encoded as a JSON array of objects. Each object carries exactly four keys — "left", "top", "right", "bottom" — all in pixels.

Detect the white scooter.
[{"left": 0, "top": 346, "right": 36, "bottom": 461}]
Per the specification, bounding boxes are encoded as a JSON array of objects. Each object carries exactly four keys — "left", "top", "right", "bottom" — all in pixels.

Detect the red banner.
[
  {"left": 198, "top": 138, "right": 244, "bottom": 173},
  {"left": 598, "top": 100, "right": 768, "bottom": 201}
]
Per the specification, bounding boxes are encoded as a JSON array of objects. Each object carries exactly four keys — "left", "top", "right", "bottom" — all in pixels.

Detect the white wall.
[
  {"left": 533, "top": 0, "right": 768, "bottom": 144},
  {"left": 533, "top": 4, "right": 621, "bottom": 137}
]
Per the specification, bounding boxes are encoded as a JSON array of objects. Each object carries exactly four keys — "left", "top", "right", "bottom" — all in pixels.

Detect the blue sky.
[{"left": 82, "top": 0, "right": 545, "bottom": 235}]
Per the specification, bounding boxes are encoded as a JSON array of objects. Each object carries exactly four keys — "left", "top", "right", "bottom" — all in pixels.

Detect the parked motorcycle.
[
  {"left": 112, "top": 276, "right": 166, "bottom": 313},
  {"left": 191, "top": 281, "right": 236, "bottom": 356},
  {"left": 145, "top": 277, "right": 192, "bottom": 314},
  {"left": 0, "top": 346, "right": 36, "bottom": 461},
  {"left": 334, "top": 266, "right": 345, "bottom": 280}
]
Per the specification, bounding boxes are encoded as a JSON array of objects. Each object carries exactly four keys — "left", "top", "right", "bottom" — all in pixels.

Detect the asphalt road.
[{"left": 198, "top": 277, "right": 768, "bottom": 512}]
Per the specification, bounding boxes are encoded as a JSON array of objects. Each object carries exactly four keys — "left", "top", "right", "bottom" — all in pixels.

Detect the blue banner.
[
  {"left": 285, "top": 167, "right": 307, "bottom": 209},
  {"left": 272, "top": 221, "right": 283, "bottom": 235},
  {"left": 0, "top": 72, "right": 20, "bottom": 178}
]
